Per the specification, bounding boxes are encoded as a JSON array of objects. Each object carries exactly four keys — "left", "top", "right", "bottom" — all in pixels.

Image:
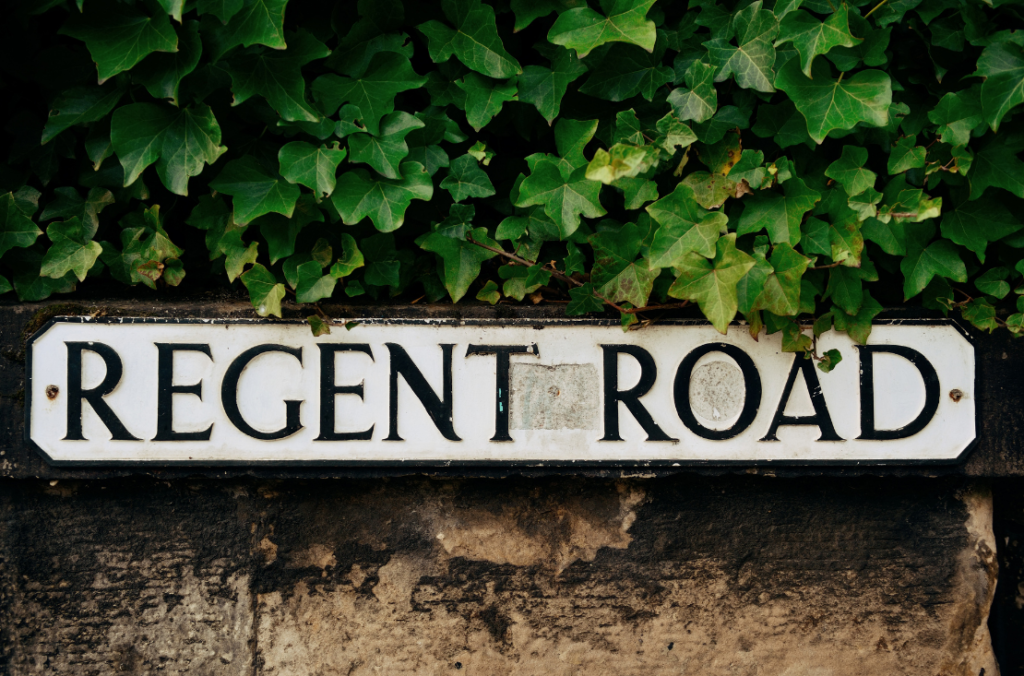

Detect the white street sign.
[{"left": 26, "top": 317, "right": 976, "bottom": 466}]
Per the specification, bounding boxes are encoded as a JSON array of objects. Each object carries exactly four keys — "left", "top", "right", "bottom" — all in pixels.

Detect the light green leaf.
[
  {"left": 332, "top": 161, "right": 434, "bottom": 232},
  {"left": 547, "top": 0, "right": 658, "bottom": 58},
  {"left": 441, "top": 154, "right": 496, "bottom": 202},
  {"left": 456, "top": 72, "right": 518, "bottom": 131},
  {"left": 774, "top": 59, "right": 892, "bottom": 144},
  {"left": 331, "top": 233, "right": 365, "bottom": 279},
  {"left": 241, "top": 263, "right": 285, "bottom": 317},
  {"left": 585, "top": 144, "right": 656, "bottom": 184},
  {"left": 348, "top": 111, "right": 425, "bottom": 179},
  {"left": 278, "top": 141, "right": 347, "bottom": 199},
  {"left": 313, "top": 52, "right": 427, "bottom": 136},
  {"left": 418, "top": 0, "right": 522, "bottom": 78},
  {"left": 476, "top": 280, "right": 501, "bottom": 304},
  {"left": 210, "top": 156, "right": 301, "bottom": 225},
  {"left": 824, "top": 145, "right": 875, "bottom": 197},
  {"left": 667, "top": 60, "right": 718, "bottom": 123},
  {"left": 516, "top": 157, "right": 606, "bottom": 239},
  {"left": 668, "top": 233, "right": 756, "bottom": 334},
  {"left": 111, "top": 102, "right": 227, "bottom": 195},
  {"left": 646, "top": 183, "right": 724, "bottom": 266},
  {"left": 928, "top": 89, "right": 984, "bottom": 147},
  {"left": 776, "top": 4, "right": 861, "bottom": 78},
  {"left": 295, "top": 260, "right": 337, "bottom": 303},
  {"left": 758, "top": 243, "right": 810, "bottom": 316},
  {"left": 681, "top": 171, "right": 737, "bottom": 210},
  {"left": 887, "top": 135, "right": 927, "bottom": 174},
  {"left": 40, "top": 217, "right": 103, "bottom": 282},
  {"left": 60, "top": 0, "right": 178, "bottom": 82},
  {"left": 705, "top": 1, "right": 780, "bottom": 93}
]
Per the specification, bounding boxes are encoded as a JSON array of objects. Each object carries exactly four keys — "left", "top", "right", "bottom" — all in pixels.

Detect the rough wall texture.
[{"left": 0, "top": 475, "right": 1000, "bottom": 675}]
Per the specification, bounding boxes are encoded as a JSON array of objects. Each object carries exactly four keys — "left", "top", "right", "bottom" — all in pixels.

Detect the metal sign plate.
[{"left": 26, "top": 317, "right": 976, "bottom": 466}]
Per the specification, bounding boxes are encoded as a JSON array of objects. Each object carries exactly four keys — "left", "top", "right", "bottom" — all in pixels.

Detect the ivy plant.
[{"left": 3, "top": 0, "right": 1024, "bottom": 369}]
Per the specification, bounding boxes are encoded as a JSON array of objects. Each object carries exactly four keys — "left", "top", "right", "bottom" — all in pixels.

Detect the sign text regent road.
[{"left": 26, "top": 318, "right": 976, "bottom": 466}]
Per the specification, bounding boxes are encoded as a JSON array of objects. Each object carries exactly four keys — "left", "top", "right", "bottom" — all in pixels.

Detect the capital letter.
[
  {"left": 316, "top": 344, "right": 374, "bottom": 441},
  {"left": 386, "top": 344, "right": 460, "bottom": 441},
  {"left": 761, "top": 356, "right": 843, "bottom": 442},
  {"left": 856, "top": 345, "right": 940, "bottom": 440},
  {"left": 221, "top": 345, "right": 304, "bottom": 440},
  {"left": 153, "top": 343, "right": 213, "bottom": 441},
  {"left": 674, "top": 343, "right": 762, "bottom": 440},
  {"left": 64, "top": 342, "right": 138, "bottom": 441},
  {"left": 466, "top": 344, "right": 539, "bottom": 441},
  {"left": 601, "top": 345, "right": 675, "bottom": 442}
]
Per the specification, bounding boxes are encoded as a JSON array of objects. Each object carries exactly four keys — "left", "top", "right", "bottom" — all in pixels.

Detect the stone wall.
[{"left": 0, "top": 475, "right": 1003, "bottom": 675}]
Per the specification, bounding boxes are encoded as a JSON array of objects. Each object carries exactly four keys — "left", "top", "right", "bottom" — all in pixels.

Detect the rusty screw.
[
  {"left": 949, "top": 389, "right": 964, "bottom": 402},
  {"left": 45, "top": 384, "right": 59, "bottom": 400}
]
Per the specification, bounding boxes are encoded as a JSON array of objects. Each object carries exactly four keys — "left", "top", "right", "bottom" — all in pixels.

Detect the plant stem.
[{"left": 864, "top": 0, "right": 888, "bottom": 18}]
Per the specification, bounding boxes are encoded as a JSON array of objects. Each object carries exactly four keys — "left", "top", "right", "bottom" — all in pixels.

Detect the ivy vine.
[{"left": 3, "top": 0, "right": 1024, "bottom": 369}]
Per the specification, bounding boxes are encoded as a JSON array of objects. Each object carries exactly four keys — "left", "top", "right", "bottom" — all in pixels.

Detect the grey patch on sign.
[
  {"left": 510, "top": 363, "right": 599, "bottom": 430},
  {"left": 689, "top": 360, "right": 745, "bottom": 425}
]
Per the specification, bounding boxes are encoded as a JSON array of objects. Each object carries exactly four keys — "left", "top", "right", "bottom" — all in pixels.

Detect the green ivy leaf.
[
  {"left": 313, "top": 52, "right": 427, "bottom": 135},
  {"left": 209, "top": 0, "right": 288, "bottom": 54},
  {"left": 976, "top": 38, "right": 1024, "bottom": 132},
  {"left": 476, "top": 279, "right": 501, "bottom": 304},
  {"left": 0, "top": 193, "right": 43, "bottom": 257},
  {"left": 646, "top": 183, "right": 724, "bottom": 266},
  {"left": 776, "top": 4, "right": 861, "bottom": 78},
  {"left": 667, "top": 60, "right": 718, "bottom": 124},
  {"left": 455, "top": 72, "right": 518, "bottom": 131},
  {"left": 968, "top": 139, "right": 1024, "bottom": 200},
  {"left": 39, "top": 187, "right": 114, "bottom": 237},
  {"left": 60, "top": 0, "right": 178, "bottom": 82},
  {"left": 328, "top": 0, "right": 411, "bottom": 78},
  {"left": 332, "top": 161, "right": 434, "bottom": 232},
  {"left": 516, "top": 157, "right": 606, "bottom": 239},
  {"left": 111, "top": 102, "right": 227, "bottom": 195},
  {"left": 668, "top": 233, "right": 756, "bottom": 333},
  {"left": 901, "top": 223, "right": 968, "bottom": 299},
  {"left": 440, "top": 154, "right": 496, "bottom": 202},
  {"left": 347, "top": 111, "right": 425, "bottom": 179},
  {"left": 419, "top": 0, "right": 522, "bottom": 79},
  {"left": 295, "top": 260, "right": 337, "bottom": 303},
  {"left": 519, "top": 48, "right": 588, "bottom": 123},
  {"left": 774, "top": 59, "right": 892, "bottom": 145},
  {"left": 40, "top": 217, "right": 103, "bottom": 282},
  {"left": 887, "top": 135, "right": 927, "bottom": 174},
  {"left": 330, "top": 233, "right": 365, "bottom": 279},
  {"left": 278, "top": 141, "right": 347, "bottom": 199},
  {"left": 133, "top": 20, "right": 202, "bottom": 105},
  {"left": 566, "top": 282, "right": 605, "bottom": 315},
  {"left": 241, "top": 263, "right": 285, "bottom": 317},
  {"left": 226, "top": 31, "right": 329, "bottom": 123},
  {"left": 511, "top": 0, "right": 586, "bottom": 31},
  {"left": 736, "top": 177, "right": 821, "bottom": 246},
  {"left": 579, "top": 41, "right": 673, "bottom": 102},
  {"left": 705, "top": 1, "right": 780, "bottom": 93},
  {"left": 824, "top": 146, "right": 875, "bottom": 197},
  {"left": 928, "top": 89, "right": 984, "bottom": 147},
  {"left": 975, "top": 267, "right": 1010, "bottom": 299},
  {"left": 759, "top": 243, "right": 810, "bottom": 316},
  {"left": 585, "top": 144, "right": 657, "bottom": 184},
  {"left": 589, "top": 222, "right": 658, "bottom": 307},
  {"left": 940, "top": 195, "right": 1021, "bottom": 263},
  {"left": 42, "top": 80, "right": 126, "bottom": 144},
  {"left": 419, "top": 225, "right": 499, "bottom": 302},
  {"left": 210, "top": 156, "right": 301, "bottom": 225},
  {"left": 547, "top": 0, "right": 657, "bottom": 58}
]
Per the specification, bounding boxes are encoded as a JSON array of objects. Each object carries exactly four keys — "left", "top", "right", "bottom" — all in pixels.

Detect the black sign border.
[{"left": 24, "top": 316, "right": 979, "bottom": 469}]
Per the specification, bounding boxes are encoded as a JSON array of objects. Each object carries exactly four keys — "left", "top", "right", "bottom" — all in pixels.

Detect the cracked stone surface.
[{"left": 0, "top": 476, "right": 1000, "bottom": 675}]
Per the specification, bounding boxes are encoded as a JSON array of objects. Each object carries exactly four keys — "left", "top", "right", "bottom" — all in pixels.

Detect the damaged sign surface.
[{"left": 25, "top": 318, "right": 976, "bottom": 466}]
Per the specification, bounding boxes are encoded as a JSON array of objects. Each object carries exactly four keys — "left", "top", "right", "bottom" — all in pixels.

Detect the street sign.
[{"left": 26, "top": 317, "right": 976, "bottom": 466}]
